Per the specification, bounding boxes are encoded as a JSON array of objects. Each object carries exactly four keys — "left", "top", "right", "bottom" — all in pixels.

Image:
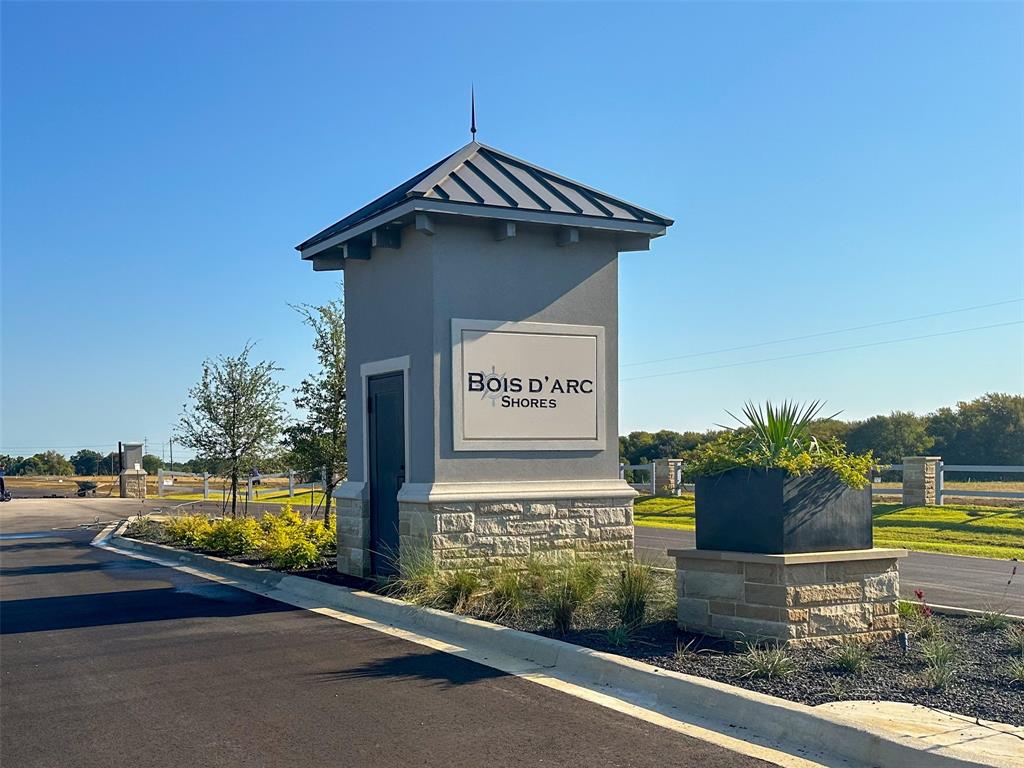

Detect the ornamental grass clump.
[
  {"left": 436, "top": 568, "right": 483, "bottom": 613},
  {"left": 610, "top": 562, "right": 663, "bottom": 629},
  {"left": 1008, "top": 653, "right": 1024, "bottom": 685},
  {"left": 973, "top": 609, "right": 1011, "bottom": 632},
  {"left": 488, "top": 567, "right": 530, "bottom": 619},
  {"left": 1004, "top": 623, "right": 1024, "bottom": 654},
  {"left": 388, "top": 545, "right": 439, "bottom": 603},
  {"left": 686, "top": 400, "right": 873, "bottom": 488},
  {"left": 545, "top": 561, "right": 602, "bottom": 634}
]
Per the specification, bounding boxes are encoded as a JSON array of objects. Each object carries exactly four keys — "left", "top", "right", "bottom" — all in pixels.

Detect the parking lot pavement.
[{"left": 0, "top": 499, "right": 773, "bottom": 768}]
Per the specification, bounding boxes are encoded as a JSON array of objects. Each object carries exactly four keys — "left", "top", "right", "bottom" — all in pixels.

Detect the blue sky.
[{"left": 2, "top": 1, "right": 1021, "bottom": 461}]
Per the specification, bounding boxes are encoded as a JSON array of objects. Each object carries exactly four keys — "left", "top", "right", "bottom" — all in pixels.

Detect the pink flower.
[{"left": 914, "top": 589, "right": 924, "bottom": 600}]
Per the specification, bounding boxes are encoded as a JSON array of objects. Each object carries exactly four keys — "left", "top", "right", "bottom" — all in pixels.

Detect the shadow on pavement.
[
  {"left": 0, "top": 586, "right": 297, "bottom": 635},
  {"left": 317, "top": 649, "right": 508, "bottom": 688}
]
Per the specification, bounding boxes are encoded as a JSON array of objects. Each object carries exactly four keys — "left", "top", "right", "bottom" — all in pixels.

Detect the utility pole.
[{"left": 169, "top": 437, "right": 174, "bottom": 471}]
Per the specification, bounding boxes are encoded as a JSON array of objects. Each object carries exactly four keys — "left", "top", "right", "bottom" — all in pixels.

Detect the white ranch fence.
[
  {"left": 872, "top": 463, "right": 1024, "bottom": 505},
  {"left": 620, "top": 463, "right": 656, "bottom": 495},
  {"left": 156, "top": 469, "right": 327, "bottom": 501}
]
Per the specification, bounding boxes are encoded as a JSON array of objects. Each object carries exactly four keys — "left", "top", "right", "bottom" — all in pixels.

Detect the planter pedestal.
[{"left": 668, "top": 547, "right": 908, "bottom": 647}]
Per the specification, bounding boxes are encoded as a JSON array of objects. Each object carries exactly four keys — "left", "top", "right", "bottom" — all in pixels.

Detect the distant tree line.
[{"left": 619, "top": 393, "right": 1023, "bottom": 477}]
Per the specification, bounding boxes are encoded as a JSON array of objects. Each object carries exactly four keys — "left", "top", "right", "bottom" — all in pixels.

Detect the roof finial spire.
[{"left": 470, "top": 85, "right": 477, "bottom": 141}]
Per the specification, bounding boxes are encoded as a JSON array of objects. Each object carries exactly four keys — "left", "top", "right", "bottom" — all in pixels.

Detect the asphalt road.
[
  {"left": 635, "top": 527, "right": 1024, "bottom": 616},
  {"left": 0, "top": 499, "right": 771, "bottom": 768}
]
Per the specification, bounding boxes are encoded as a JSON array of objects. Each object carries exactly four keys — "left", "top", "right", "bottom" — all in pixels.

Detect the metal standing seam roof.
[{"left": 296, "top": 141, "right": 673, "bottom": 252}]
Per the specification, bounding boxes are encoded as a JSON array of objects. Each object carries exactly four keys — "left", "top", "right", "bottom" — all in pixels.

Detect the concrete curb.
[
  {"left": 913, "top": 601, "right": 1024, "bottom": 621},
  {"left": 103, "top": 525, "right": 1011, "bottom": 768}
]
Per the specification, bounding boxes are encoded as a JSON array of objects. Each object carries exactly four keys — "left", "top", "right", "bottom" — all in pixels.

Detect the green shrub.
[
  {"left": 1004, "top": 623, "right": 1024, "bottom": 654},
  {"left": 737, "top": 641, "right": 794, "bottom": 680},
  {"left": 164, "top": 515, "right": 213, "bottom": 547},
  {"left": 267, "top": 538, "right": 319, "bottom": 570},
  {"left": 545, "top": 561, "right": 602, "bottom": 634},
  {"left": 203, "top": 517, "right": 264, "bottom": 556},
  {"left": 831, "top": 639, "right": 871, "bottom": 676},
  {"left": 261, "top": 506, "right": 304, "bottom": 533},
  {"left": 610, "top": 562, "right": 661, "bottom": 629},
  {"left": 303, "top": 515, "right": 336, "bottom": 556},
  {"left": 258, "top": 508, "right": 323, "bottom": 569}
]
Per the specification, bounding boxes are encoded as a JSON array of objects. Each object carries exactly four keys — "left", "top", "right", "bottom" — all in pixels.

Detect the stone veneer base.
[
  {"left": 668, "top": 547, "right": 908, "bottom": 647},
  {"left": 335, "top": 480, "right": 637, "bottom": 577}
]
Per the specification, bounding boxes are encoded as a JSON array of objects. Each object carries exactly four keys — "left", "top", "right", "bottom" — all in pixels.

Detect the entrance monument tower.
[{"left": 296, "top": 141, "right": 672, "bottom": 577}]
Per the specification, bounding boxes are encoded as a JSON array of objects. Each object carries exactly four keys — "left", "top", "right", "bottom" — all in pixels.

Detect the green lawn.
[
  {"left": 633, "top": 495, "right": 1024, "bottom": 560},
  {"left": 872, "top": 503, "right": 1024, "bottom": 560},
  {"left": 160, "top": 489, "right": 327, "bottom": 507},
  {"left": 633, "top": 495, "right": 696, "bottom": 530}
]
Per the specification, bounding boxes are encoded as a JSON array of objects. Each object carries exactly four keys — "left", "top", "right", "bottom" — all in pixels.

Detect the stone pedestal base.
[
  {"left": 335, "top": 480, "right": 636, "bottom": 577},
  {"left": 119, "top": 469, "right": 148, "bottom": 499},
  {"left": 669, "top": 547, "right": 908, "bottom": 647}
]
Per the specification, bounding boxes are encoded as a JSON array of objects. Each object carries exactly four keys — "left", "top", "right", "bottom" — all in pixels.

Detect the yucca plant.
[
  {"left": 724, "top": 400, "right": 836, "bottom": 461},
  {"left": 689, "top": 400, "right": 872, "bottom": 489}
]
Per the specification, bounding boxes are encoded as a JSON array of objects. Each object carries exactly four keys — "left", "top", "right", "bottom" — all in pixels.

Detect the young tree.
[
  {"left": 177, "top": 343, "right": 286, "bottom": 517},
  {"left": 286, "top": 299, "right": 347, "bottom": 524}
]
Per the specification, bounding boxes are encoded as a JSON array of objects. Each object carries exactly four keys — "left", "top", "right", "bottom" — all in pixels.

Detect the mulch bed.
[{"left": 126, "top": 528, "right": 1024, "bottom": 727}]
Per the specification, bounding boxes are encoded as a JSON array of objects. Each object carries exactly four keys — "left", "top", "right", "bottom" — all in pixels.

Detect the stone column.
[
  {"left": 653, "top": 459, "right": 674, "bottom": 495},
  {"left": 902, "top": 456, "right": 941, "bottom": 506},
  {"left": 119, "top": 469, "right": 148, "bottom": 499}
]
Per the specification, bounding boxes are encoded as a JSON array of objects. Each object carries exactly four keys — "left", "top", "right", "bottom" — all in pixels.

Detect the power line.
[
  {"left": 620, "top": 297, "right": 1023, "bottom": 368},
  {"left": 620, "top": 320, "right": 1023, "bottom": 383}
]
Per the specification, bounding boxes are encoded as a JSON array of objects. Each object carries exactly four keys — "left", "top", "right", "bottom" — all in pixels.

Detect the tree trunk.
[
  {"left": 324, "top": 480, "right": 334, "bottom": 525},
  {"left": 230, "top": 472, "right": 238, "bottom": 518}
]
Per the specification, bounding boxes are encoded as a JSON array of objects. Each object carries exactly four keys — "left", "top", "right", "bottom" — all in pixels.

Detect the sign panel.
[{"left": 451, "top": 319, "right": 606, "bottom": 451}]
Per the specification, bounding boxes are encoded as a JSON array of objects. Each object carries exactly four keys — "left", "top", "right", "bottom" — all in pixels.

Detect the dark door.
[{"left": 367, "top": 372, "right": 405, "bottom": 576}]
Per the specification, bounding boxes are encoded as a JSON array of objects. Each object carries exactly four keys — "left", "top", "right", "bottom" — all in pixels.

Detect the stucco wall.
[
  {"left": 430, "top": 221, "right": 620, "bottom": 484},
  {"left": 344, "top": 216, "right": 623, "bottom": 488},
  {"left": 343, "top": 229, "right": 436, "bottom": 485}
]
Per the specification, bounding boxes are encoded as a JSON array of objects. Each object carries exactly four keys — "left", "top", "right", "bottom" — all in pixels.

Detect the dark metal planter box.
[{"left": 694, "top": 467, "right": 872, "bottom": 554}]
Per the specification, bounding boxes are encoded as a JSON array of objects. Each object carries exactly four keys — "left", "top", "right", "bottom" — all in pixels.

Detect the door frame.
[{"left": 360, "top": 355, "right": 411, "bottom": 489}]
